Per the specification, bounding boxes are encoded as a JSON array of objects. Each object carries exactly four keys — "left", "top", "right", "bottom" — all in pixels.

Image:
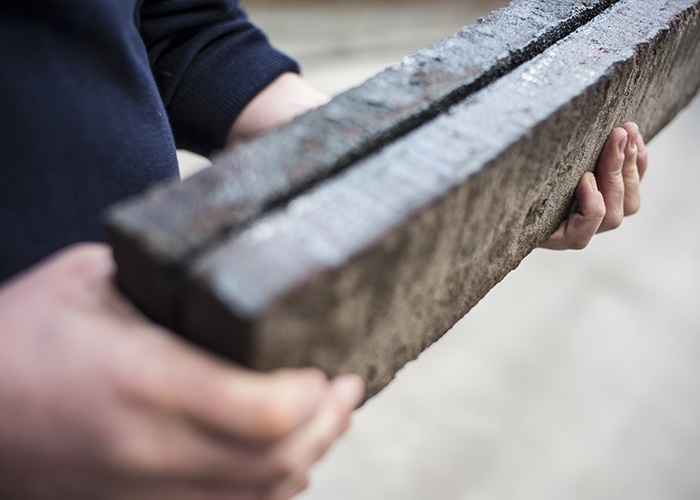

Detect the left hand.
[
  {"left": 0, "top": 244, "right": 364, "bottom": 500},
  {"left": 540, "top": 122, "right": 648, "bottom": 250}
]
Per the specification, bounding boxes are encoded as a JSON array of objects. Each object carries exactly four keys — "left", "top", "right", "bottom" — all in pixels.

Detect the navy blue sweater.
[{"left": 0, "top": 0, "right": 298, "bottom": 282}]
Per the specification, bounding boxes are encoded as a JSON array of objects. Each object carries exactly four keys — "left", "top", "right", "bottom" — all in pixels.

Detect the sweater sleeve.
[{"left": 139, "top": 0, "right": 299, "bottom": 155}]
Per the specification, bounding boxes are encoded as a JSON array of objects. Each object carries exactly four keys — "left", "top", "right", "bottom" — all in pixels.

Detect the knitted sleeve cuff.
[{"left": 164, "top": 25, "right": 299, "bottom": 156}]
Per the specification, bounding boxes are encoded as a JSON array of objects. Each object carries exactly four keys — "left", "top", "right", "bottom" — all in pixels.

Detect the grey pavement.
[{"left": 184, "top": 2, "right": 700, "bottom": 498}]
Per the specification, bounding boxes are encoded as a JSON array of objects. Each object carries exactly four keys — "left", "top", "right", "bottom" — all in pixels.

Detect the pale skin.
[{"left": 0, "top": 72, "right": 647, "bottom": 500}]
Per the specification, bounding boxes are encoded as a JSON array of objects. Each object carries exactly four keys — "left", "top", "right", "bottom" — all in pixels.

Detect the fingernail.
[
  {"left": 589, "top": 174, "right": 598, "bottom": 192},
  {"left": 618, "top": 135, "right": 628, "bottom": 155},
  {"left": 636, "top": 132, "right": 646, "bottom": 153},
  {"left": 629, "top": 130, "right": 639, "bottom": 152},
  {"left": 333, "top": 374, "right": 365, "bottom": 409}
]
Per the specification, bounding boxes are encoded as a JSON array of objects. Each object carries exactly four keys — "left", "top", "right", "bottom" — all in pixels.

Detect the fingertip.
[
  {"left": 578, "top": 172, "right": 603, "bottom": 205},
  {"left": 617, "top": 135, "right": 628, "bottom": 156},
  {"left": 622, "top": 122, "right": 640, "bottom": 137},
  {"left": 607, "top": 127, "right": 628, "bottom": 156}
]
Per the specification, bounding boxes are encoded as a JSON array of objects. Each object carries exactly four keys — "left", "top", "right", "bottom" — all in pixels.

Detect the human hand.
[
  {"left": 540, "top": 122, "right": 648, "bottom": 250},
  {"left": 0, "top": 243, "right": 364, "bottom": 500}
]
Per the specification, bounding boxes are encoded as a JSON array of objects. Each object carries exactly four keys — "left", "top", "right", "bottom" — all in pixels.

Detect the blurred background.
[{"left": 184, "top": 1, "right": 700, "bottom": 498}]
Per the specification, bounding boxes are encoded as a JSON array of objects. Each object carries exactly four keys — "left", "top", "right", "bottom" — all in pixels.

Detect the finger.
[
  {"left": 107, "top": 411, "right": 294, "bottom": 487},
  {"left": 108, "top": 376, "right": 359, "bottom": 488},
  {"left": 261, "top": 374, "right": 363, "bottom": 482},
  {"left": 620, "top": 123, "right": 641, "bottom": 216},
  {"left": 636, "top": 130, "right": 648, "bottom": 180},
  {"left": 169, "top": 374, "right": 361, "bottom": 488},
  {"left": 594, "top": 126, "right": 628, "bottom": 232},
  {"left": 122, "top": 338, "right": 330, "bottom": 444},
  {"left": 176, "top": 363, "right": 328, "bottom": 444},
  {"left": 192, "top": 374, "right": 360, "bottom": 486},
  {"left": 539, "top": 172, "right": 606, "bottom": 250}
]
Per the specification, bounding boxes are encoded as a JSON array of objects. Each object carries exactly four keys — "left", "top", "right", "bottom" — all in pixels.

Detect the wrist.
[{"left": 226, "top": 72, "right": 330, "bottom": 147}]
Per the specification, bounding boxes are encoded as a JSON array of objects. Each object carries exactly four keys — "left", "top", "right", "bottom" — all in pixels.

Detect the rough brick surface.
[
  {"left": 108, "top": 0, "right": 700, "bottom": 398},
  {"left": 106, "top": 0, "right": 621, "bottom": 329}
]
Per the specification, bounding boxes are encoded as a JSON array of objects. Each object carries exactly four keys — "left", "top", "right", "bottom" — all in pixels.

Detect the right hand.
[{"left": 0, "top": 243, "right": 364, "bottom": 500}]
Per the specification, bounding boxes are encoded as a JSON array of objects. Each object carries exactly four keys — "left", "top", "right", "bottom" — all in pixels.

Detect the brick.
[
  {"left": 107, "top": 0, "right": 700, "bottom": 398},
  {"left": 182, "top": 0, "right": 700, "bottom": 398},
  {"left": 106, "top": 0, "right": 622, "bottom": 329}
]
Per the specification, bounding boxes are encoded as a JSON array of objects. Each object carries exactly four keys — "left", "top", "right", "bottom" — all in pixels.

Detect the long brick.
[
  {"left": 177, "top": 0, "right": 700, "bottom": 398},
  {"left": 106, "top": 0, "right": 622, "bottom": 329}
]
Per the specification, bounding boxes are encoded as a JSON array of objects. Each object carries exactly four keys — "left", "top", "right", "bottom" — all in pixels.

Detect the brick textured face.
[{"left": 107, "top": 0, "right": 700, "bottom": 398}]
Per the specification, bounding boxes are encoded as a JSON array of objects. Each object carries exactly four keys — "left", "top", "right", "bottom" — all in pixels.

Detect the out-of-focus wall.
[{"left": 244, "top": 0, "right": 510, "bottom": 95}]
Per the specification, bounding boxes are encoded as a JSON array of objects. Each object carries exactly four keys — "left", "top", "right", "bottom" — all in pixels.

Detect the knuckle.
[
  {"left": 608, "top": 169, "right": 623, "bottom": 184},
  {"left": 592, "top": 199, "right": 607, "bottom": 220},
  {"left": 622, "top": 161, "right": 640, "bottom": 177}
]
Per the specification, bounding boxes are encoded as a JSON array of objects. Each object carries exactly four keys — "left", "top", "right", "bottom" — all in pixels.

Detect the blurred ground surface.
[
  {"left": 182, "top": 2, "right": 700, "bottom": 498},
  {"left": 296, "top": 95, "right": 700, "bottom": 500}
]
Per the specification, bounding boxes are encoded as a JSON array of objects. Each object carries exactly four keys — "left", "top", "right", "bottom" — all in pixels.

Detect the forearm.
[{"left": 226, "top": 72, "right": 330, "bottom": 147}]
